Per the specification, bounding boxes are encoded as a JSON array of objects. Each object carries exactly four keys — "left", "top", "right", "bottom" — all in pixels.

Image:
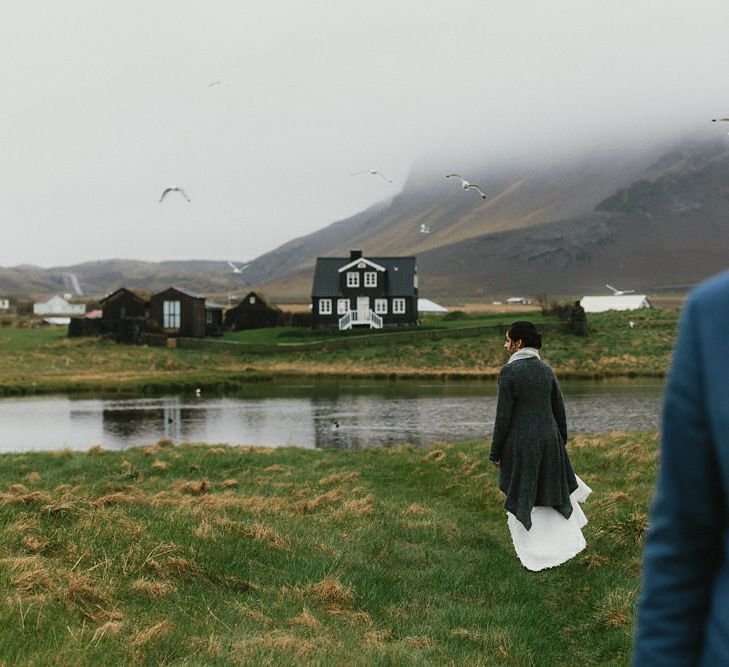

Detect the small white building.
[
  {"left": 506, "top": 296, "right": 533, "bottom": 305},
  {"left": 0, "top": 298, "right": 9, "bottom": 310},
  {"left": 33, "top": 295, "right": 86, "bottom": 316},
  {"left": 417, "top": 298, "right": 448, "bottom": 314},
  {"left": 580, "top": 295, "right": 651, "bottom": 313}
]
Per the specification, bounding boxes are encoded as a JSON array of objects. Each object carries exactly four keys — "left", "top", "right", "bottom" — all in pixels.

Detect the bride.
[{"left": 490, "top": 321, "right": 591, "bottom": 571}]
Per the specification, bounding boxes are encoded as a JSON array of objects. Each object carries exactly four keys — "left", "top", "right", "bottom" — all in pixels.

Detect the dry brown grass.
[
  {"left": 421, "top": 449, "right": 446, "bottom": 462},
  {"left": 172, "top": 480, "right": 210, "bottom": 496},
  {"left": 131, "top": 578, "right": 176, "bottom": 598},
  {"left": 25, "top": 471, "right": 41, "bottom": 483},
  {"left": 402, "top": 503, "right": 430, "bottom": 516},
  {"left": 91, "top": 620, "right": 124, "bottom": 643},
  {"left": 221, "top": 478, "right": 238, "bottom": 488},
  {"left": 290, "top": 607, "right": 320, "bottom": 629},
  {"left": 151, "top": 460, "right": 170, "bottom": 471},
  {"left": 131, "top": 619, "right": 174, "bottom": 647},
  {"left": 318, "top": 471, "right": 361, "bottom": 485},
  {"left": 594, "top": 588, "right": 636, "bottom": 630},
  {"left": 339, "top": 494, "right": 375, "bottom": 516},
  {"left": 303, "top": 577, "right": 355, "bottom": 608},
  {"left": 244, "top": 522, "right": 290, "bottom": 551}
]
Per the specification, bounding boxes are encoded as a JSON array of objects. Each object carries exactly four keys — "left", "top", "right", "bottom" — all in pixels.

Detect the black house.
[
  {"left": 150, "top": 287, "right": 207, "bottom": 338},
  {"left": 224, "top": 291, "right": 285, "bottom": 331},
  {"left": 311, "top": 250, "right": 418, "bottom": 330},
  {"left": 100, "top": 287, "right": 147, "bottom": 321}
]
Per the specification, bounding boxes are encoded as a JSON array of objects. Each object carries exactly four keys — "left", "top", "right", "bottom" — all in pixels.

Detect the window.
[
  {"left": 337, "top": 299, "right": 349, "bottom": 315},
  {"left": 346, "top": 271, "right": 359, "bottom": 288},
  {"left": 414, "top": 272, "right": 418, "bottom": 289},
  {"left": 393, "top": 298, "right": 406, "bottom": 314},
  {"left": 163, "top": 300, "right": 181, "bottom": 328},
  {"left": 364, "top": 272, "right": 377, "bottom": 287},
  {"left": 206, "top": 310, "right": 213, "bottom": 325},
  {"left": 374, "top": 298, "right": 388, "bottom": 314},
  {"left": 319, "top": 299, "right": 332, "bottom": 315},
  {"left": 249, "top": 296, "right": 256, "bottom": 304}
]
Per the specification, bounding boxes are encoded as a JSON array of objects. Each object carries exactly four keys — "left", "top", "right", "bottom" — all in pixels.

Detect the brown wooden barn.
[
  {"left": 100, "top": 287, "right": 147, "bottom": 321},
  {"left": 224, "top": 291, "right": 286, "bottom": 331},
  {"left": 150, "top": 287, "right": 207, "bottom": 338}
]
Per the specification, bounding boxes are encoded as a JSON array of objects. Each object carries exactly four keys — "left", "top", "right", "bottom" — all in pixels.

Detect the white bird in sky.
[
  {"left": 419, "top": 223, "right": 431, "bottom": 234},
  {"left": 445, "top": 174, "right": 487, "bottom": 199},
  {"left": 605, "top": 284, "right": 635, "bottom": 296},
  {"left": 712, "top": 117, "right": 729, "bottom": 133},
  {"left": 351, "top": 169, "right": 392, "bottom": 183},
  {"left": 208, "top": 80, "right": 230, "bottom": 87},
  {"left": 159, "top": 186, "right": 191, "bottom": 203},
  {"left": 228, "top": 261, "right": 249, "bottom": 274}
]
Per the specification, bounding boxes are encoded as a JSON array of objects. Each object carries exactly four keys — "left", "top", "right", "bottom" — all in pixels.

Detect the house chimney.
[{"left": 350, "top": 249, "right": 363, "bottom": 260}]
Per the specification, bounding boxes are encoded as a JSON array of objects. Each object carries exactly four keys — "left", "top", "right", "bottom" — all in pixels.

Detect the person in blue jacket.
[{"left": 633, "top": 270, "right": 729, "bottom": 665}]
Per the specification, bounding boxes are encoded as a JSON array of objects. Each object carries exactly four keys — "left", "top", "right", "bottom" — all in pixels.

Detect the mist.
[{"left": 1, "top": 0, "right": 727, "bottom": 268}]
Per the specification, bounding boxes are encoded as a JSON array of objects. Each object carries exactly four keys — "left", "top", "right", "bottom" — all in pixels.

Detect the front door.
[{"left": 357, "top": 296, "right": 369, "bottom": 321}]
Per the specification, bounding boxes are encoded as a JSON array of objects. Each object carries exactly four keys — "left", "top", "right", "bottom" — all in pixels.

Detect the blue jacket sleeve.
[{"left": 632, "top": 296, "right": 725, "bottom": 665}]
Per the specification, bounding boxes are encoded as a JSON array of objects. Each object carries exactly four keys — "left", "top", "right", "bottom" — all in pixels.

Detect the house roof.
[
  {"left": 337, "top": 257, "right": 386, "bottom": 273},
  {"left": 312, "top": 256, "right": 417, "bottom": 297},
  {"left": 152, "top": 286, "right": 205, "bottom": 301},
  {"left": 579, "top": 295, "right": 651, "bottom": 313},
  {"left": 100, "top": 287, "right": 145, "bottom": 304},
  {"left": 418, "top": 298, "right": 448, "bottom": 313}
]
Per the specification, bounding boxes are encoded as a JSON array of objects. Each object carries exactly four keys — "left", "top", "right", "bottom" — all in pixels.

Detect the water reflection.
[{"left": 0, "top": 380, "right": 664, "bottom": 453}]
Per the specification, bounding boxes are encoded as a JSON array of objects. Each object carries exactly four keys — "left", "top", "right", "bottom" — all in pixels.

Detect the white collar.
[{"left": 508, "top": 347, "right": 541, "bottom": 363}]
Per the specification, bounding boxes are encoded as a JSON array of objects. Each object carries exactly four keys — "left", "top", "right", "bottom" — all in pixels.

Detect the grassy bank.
[
  {"left": 0, "top": 431, "right": 656, "bottom": 665},
  {"left": 0, "top": 309, "right": 678, "bottom": 395}
]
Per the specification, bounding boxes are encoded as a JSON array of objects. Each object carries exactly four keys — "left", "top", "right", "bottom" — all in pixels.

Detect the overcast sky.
[{"left": 1, "top": 1, "right": 728, "bottom": 268}]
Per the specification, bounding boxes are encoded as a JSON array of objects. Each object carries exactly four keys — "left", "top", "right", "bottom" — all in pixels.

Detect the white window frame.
[
  {"left": 319, "top": 298, "right": 332, "bottom": 315},
  {"left": 249, "top": 296, "right": 256, "bottom": 304},
  {"left": 374, "top": 298, "right": 388, "bottom": 314},
  {"left": 364, "top": 271, "right": 377, "bottom": 288},
  {"left": 163, "top": 300, "right": 181, "bottom": 328},
  {"left": 206, "top": 310, "right": 214, "bottom": 325},
  {"left": 393, "top": 298, "right": 406, "bottom": 314},
  {"left": 337, "top": 298, "right": 349, "bottom": 315},
  {"left": 346, "top": 271, "right": 360, "bottom": 288}
]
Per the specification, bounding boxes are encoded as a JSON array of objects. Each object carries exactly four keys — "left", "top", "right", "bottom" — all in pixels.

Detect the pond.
[{"left": 0, "top": 380, "right": 663, "bottom": 453}]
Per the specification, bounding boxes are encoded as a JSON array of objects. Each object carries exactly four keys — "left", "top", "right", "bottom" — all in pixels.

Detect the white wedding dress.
[{"left": 506, "top": 474, "right": 592, "bottom": 571}]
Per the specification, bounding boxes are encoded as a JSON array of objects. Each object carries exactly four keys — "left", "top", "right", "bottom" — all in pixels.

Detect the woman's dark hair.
[{"left": 507, "top": 321, "right": 542, "bottom": 349}]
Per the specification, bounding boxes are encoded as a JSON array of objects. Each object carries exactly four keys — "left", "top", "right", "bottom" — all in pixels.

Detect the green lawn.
[
  {"left": 0, "top": 309, "right": 679, "bottom": 396},
  {"left": 0, "top": 431, "right": 655, "bottom": 665}
]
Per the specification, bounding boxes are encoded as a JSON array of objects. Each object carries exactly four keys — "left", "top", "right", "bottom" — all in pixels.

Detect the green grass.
[
  {"left": 0, "top": 431, "right": 656, "bottom": 665},
  {"left": 0, "top": 309, "right": 679, "bottom": 395}
]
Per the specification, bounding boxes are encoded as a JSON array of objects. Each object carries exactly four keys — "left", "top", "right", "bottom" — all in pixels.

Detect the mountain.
[
  {"left": 3, "top": 136, "right": 729, "bottom": 301},
  {"left": 250, "top": 137, "right": 729, "bottom": 298}
]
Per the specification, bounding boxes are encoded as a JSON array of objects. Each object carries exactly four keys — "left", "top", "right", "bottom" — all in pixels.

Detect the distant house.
[
  {"left": 150, "top": 287, "right": 207, "bottom": 338},
  {"left": 100, "top": 287, "right": 147, "bottom": 322},
  {"left": 33, "top": 295, "right": 85, "bottom": 316},
  {"left": 417, "top": 298, "right": 448, "bottom": 314},
  {"left": 579, "top": 295, "right": 651, "bottom": 313},
  {"left": 506, "top": 296, "right": 533, "bottom": 305},
  {"left": 224, "top": 291, "right": 285, "bottom": 331},
  {"left": 311, "top": 250, "right": 418, "bottom": 330}
]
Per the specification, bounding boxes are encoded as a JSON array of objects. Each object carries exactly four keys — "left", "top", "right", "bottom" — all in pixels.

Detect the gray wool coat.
[{"left": 490, "top": 357, "right": 578, "bottom": 530}]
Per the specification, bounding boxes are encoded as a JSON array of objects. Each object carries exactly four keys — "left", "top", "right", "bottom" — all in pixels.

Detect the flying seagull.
[
  {"left": 712, "top": 118, "right": 729, "bottom": 133},
  {"left": 419, "top": 223, "right": 431, "bottom": 234},
  {"left": 208, "top": 80, "right": 230, "bottom": 87},
  {"left": 351, "top": 169, "right": 392, "bottom": 183},
  {"left": 605, "top": 284, "right": 635, "bottom": 296},
  {"left": 228, "top": 261, "right": 249, "bottom": 274},
  {"left": 159, "top": 186, "right": 191, "bottom": 203},
  {"left": 445, "top": 174, "right": 487, "bottom": 199}
]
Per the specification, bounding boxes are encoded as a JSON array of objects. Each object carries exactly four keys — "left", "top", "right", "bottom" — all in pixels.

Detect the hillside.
[
  {"left": 253, "top": 137, "right": 729, "bottom": 299},
  {"left": 2, "top": 137, "right": 729, "bottom": 301}
]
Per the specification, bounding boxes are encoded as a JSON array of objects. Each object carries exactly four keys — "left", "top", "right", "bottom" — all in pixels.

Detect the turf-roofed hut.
[
  {"left": 98, "top": 287, "right": 149, "bottom": 343},
  {"left": 311, "top": 249, "right": 418, "bottom": 330},
  {"left": 224, "top": 291, "right": 286, "bottom": 331}
]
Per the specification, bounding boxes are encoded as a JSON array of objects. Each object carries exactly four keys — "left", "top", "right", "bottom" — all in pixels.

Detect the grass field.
[
  {"left": 0, "top": 309, "right": 678, "bottom": 395},
  {"left": 0, "top": 431, "right": 656, "bottom": 665}
]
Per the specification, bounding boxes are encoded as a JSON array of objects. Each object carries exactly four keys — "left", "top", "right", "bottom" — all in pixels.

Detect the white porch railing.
[{"left": 338, "top": 309, "right": 383, "bottom": 330}]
